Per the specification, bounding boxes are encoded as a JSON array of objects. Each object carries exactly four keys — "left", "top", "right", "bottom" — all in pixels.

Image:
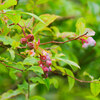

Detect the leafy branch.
[
  {"left": 0, "top": 60, "right": 98, "bottom": 84},
  {"left": 40, "top": 32, "right": 88, "bottom": 45},
  {"left": 0, "top": 60, "right": 24, "bottom": 72}
]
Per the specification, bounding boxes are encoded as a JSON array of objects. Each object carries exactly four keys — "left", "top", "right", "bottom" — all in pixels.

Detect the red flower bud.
[
  {"left": 27, "top": 42, "right": 34, "bottom": 49},
  {"left": 26, "top": 34, "right": 34, "bottom": 41},
  {"left": 20, "top": 38, "right": 27, "bottom": 44},
  {"left": 40, "top": 55, "right": 47, "bottom": 61}
]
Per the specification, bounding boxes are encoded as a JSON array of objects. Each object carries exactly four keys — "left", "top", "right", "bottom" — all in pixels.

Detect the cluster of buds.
[
  {"left": 80, "top": 28, "right": 96, "bottom": 48},
  {"left": 38, "top": 53, "right": 52, "bottom": 78},
  {"left": 20, "top": 34, "right": 34, "bottom": 49}
]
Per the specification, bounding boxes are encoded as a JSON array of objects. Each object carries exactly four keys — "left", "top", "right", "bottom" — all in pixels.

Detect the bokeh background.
[{"left": 0, "top": 0, "right": 100, "bottom": 100}]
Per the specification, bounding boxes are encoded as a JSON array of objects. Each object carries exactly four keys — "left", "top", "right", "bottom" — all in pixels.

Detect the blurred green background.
[{"left": 0, "top": 0, "right": 100, "bottom": 100}]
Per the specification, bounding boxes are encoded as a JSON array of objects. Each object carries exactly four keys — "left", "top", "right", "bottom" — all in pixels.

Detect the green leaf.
[
  {"left": 76, "top": 18, "right": 86, "bottom": 35},
  {"left": 18, "top": 80, "right": 28, "bottom": 92},
  {"left": 33, "top": 14, "right": 59, "bottom": 35},
  {"left": 30, "top": 77, "right": 45, "bottom": 84},
  {"left": 0, "top": 89, "right": 22, "bottom": 100},
  {"left": 54, "top": 66, "right": 65, "bottom": 75},
  {"left": 44, "top": 78, "right": 50, "bottom": 90},
  {"left": 65, "top": 68, "right": 75, "bottom": 90},
  {"left": 57, "top": 58, "right": 80, "bottom": 69},
  {"left": 90, "top": 82, "right": 100, "bottom": 96},
  {"left": 0, "top": 36, "right": 14, "bottom": 45},
  {"left": 9, "top": 69, "right": 17, "bottom": 80},
  {"left": 3, "top": 10, "right": 44, "bottom": 24},
  {"left": 28, "top": 66, "right": 43, "bottom": 74},
  {"left": 0, "top": 0, "right": 17, "bottom": 10},
  {"left": 12, "top": 41, "right": 20, "bottom": 49},
  {"left": 50, "top": 78, "right": 59, "bottom": 88},
  {"left": 8, "top": 48, "right": 15, "bottom": 60},
  {"left": 30, "top": 83, "right": 38, "bottom": 93},
  {"left": 30, "top": 96, "right": 45, "bottom": 100},
  {"left": 6, "top": 14, "right": 21, "bottom": 24},
  {"left": 23, "top": 56, "right": 38, "bottom": 65},
  {"left": 21, "top": 12, "right": 44, "bottom": 24}
]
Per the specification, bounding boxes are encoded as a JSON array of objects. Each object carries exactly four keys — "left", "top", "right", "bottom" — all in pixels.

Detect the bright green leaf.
[
  {"left": 33, "top": 14, "right": 59, "bottom": 35},
  {"left": 90, "top": 82, "right": 100, "bottom": 96},
  {"left": 57, "top": 58, "right": 80, "bottom": 69},
  {"left": 0, "top": 89, "right": 22, "bottom": 100},
  {"left": 23, "top": 57, "right": 38, "bottom": 65},
  {"left": 30, "top": 77, "right": 45, "bottom": 84},
  {"left": 50, "top": 78, "right": 59, "bottom": 88},
  {"left": 65, "top": 68, "right": 75, "bottom": 90},
  {"left": 28, "top": 66, "right": 43, "bottom": 74},
  {"left": 76, "top": 18, "right": 86, "bottom": 35},
  {"left": 8, "top": 48, "right": 15, "bottom": 60},
  {"left": 0, "top": 0, "right": 17, "bottom": 10}
]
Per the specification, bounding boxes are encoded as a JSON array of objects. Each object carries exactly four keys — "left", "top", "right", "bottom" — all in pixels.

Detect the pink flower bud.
[
  {"left": 20, "top": 38, "right": 27, "bottom": 44},
  {"left": 82, "top": 43, "right": 88, "bottom": 48},
  {"left": 46, "top": 60, "right": 52, "bottom": 66},
  {"left": 87, "top": 37, "right": 96, "bottom": 46},
  {"left": 82, "top": 37, "right": 96, "bottom": 48},
  {"left": 27, "top": 42, "right": 34, "bottom": 49},
  {"left": 38, "top": 39, "right": 40, "bottom": 45},
  {"left": 42, "top": 67, "right": 49, "bottom": 72},
  {"left": 26, "top": 34, "right": 34, "bottom": 41},
  {"left": 49, "top": 67, "right": 52, "bottom": 71}
]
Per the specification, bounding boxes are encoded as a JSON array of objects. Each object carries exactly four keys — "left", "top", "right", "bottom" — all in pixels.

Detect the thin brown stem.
[
  {"left": 52, "top": 70, "right": 99, "bottom": 83},
  {"left": 9, "top": 23, "right": 26, "bottom": 37},
  {"left": 40, "top": 32, "right": 88, "bottom": 45},
  {"left": 0, "top": 60, "right": 23, "bottom": 72}
]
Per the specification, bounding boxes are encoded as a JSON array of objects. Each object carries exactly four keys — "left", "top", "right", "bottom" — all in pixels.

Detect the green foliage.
[
  {"left": 8, "top": 48, "right": 15, "bottom": 60},
  {"left": 0, "top": 89, "right": 22, "bottom": 100},
  {"left": 23, "top": 56, "right": 38, "bottom": 65},
  {"left": 28, "top": 66, "right": 43, "bottom": 74},
  {"left": 33, "top": 14, "right": 59, "bottom": 35},
  {"left": 0, "top": 0, "right": 17, "bottom": 10},
  {"left": 0, "top": 0, "right": 100, "bottom": 99},
  {"left": 76, "top": 18, "right": 86, "bottom": 35},
  {"left": 65, "top": 68, "right": 75, "bottom": 91},
  {"left": 90, "top": 81, "right": 100, "bottom": 96}
]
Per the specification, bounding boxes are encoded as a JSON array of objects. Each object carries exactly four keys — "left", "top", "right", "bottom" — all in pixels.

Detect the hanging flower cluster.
[
  {"left": 38, "top": 52, "right": 52, "bottom": 78},
  {"left": 20, "top": 34, "right": 52, "bottom": 78}
]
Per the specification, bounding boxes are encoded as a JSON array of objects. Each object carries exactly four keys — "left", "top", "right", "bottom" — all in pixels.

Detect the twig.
[
  {"left": 9, "top": 23, "right": 26, "bottom": 37},
  {"left": 40, "top": 32, "right": 88, "bottom": 45},
  {"left": 65, "top": 72, "right": 93, "bottom": 83},
  {"left": 52, "top": 70, "right": 99, "bottom": 83},
  {"left": 15, "top": 52, "right": 26, "bottom": 58},
  {"left": 56, "top": 16, "right": 76, "bottom": 22},
  {"left": 17, "top": 46, "right": 26, "bottom": 49},
  {"left": 0, "top": 60, "right": 23, "bottom": 72}
]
